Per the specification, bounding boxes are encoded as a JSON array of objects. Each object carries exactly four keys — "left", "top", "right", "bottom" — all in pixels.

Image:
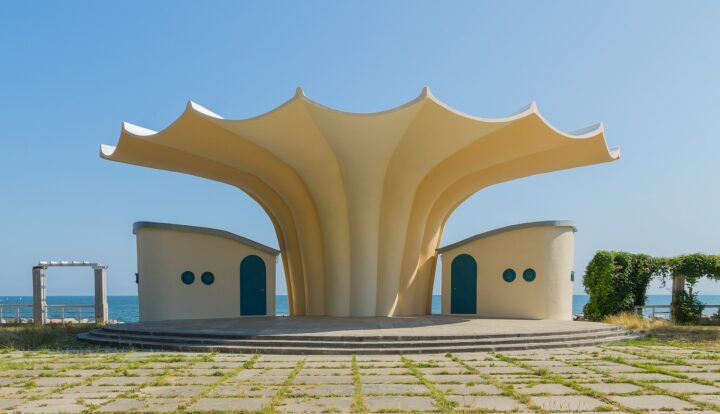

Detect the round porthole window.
[
  {"left": 571, "top": 271, "right": 575, "bottom": 282},
  {"left": 201, "top": 271, "right": 215, "bottom": 285},
  {"left": 181, "top": 271, "right": 195, "bottom": 285},
  {"left": 502, "top": 269, "right": 516, "bottom": 283},
  {"left": 523, "top": 268, "right": 536, "bottom": 282}
]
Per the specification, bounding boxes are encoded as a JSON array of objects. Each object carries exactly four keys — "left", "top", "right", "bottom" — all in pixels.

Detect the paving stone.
[
  {"left": 423, "top": 374, "right": 483, "bottom": 383},
  {"left": 417, "top": 367, "right": 470, "bottom": 374},
  {"left": 295, "top": 375, "right": 353, "bottom": 384},
  {"left": 15, "top": 398, "right": 87, "bottom": 413},
  {"left": 659, "top": 364, "right": 707, "bottom": 371},
  {"left": 301, "top": 368, "right": 351, "bottom": 376},
  {"left": 361, "top": 374, "right": 418, "bottom": 383},
  {"left": 211, "top": 384, "right": 280, "bottom": 397},
  {"left": 0, "top": 387, "right": 24, "bottom": 397},
  {"left": 515, "top": 383, "right": 577, "bottom": 395},
  {"left": 448, "top": 395, "right": 521, "bottom": 411},
  {"left": 476, "top": 365, "right": 531, "bottom": 374},
  {"left": 289, "top": 384, "right": 355, "bottom": 396},
  {"left": 92, "top": 376, "right": 153, "bottom": 385},
  {"left": 96, "top": 398, "right": 147, "bottom": 413},
  {"left": 592, "top": 363, "right": 642, "bottom": 373},
  {"left": 525, "top": 360, "right": 573, "bottom": 366},
  {"left": 303, "top": 361, "right": 350, "bottom": 368},
  {"left": 124, "top": 369, "right": 164, "bottom": 376},
  {"left": 540, "top": 365, "right": 592, "bottom": 374},
  {"left": 190, "top": 397, "right": 270, "bottom": 411},
  {"left": 277, "top": 397, "right": 353, "bottom": 413},
  {"left": 434, "top": 383, "right": 502, "bottom": 395},
  {"left": 0, "top": 377, "right": 24, "bottom": 386},
  {"left": 687, "top": 394, "right": 720, "bottom": 404},
  {"left": 1, "top": 369, "right": 46, "bottom": 377},
  {"left": 33, "top": 376, "right": 84, "bottom": 386},
  {"left": 580, "top": 382, "right": 642, "bottom": 394},
  {"left": 364, "top": 396, "right": 436, "bottom": 411},
  {"left": 140, "top": 385, "right": 205, "bottom": 397},
  {"left": 491, "top": 374, "right": 543, "bottom": 382},
  {"left": 144, "top": 398, "right": 182, "bottom": 412},
  {"left": 260, "top": 368, "right": 298, "bottom": 377},
  {"left": 530, "top": 395, "right": 606, "bottom": 411},
  {"left": 621, "top": 372, "right": 677, "bottom": 381},
  {"left": 0, "top": 399, "right": 24, "bottom": 410},
  {"left": 167, "top": 375, "right": 218, "bottom": 385},
  {"left": 362, "top": 383, "right": 429, "bottom": 394},
  {"left": 651, "top": 382, "right": 720, "bottom": 393},
  {"left": 610, "top": 395, "right": 697, "bottom": 410},
  {"left": 687, "top": 372, "right": 720, "bottom": 381},
  {"left": 361, "top": 367, "right": 409, "bottom": 375}
]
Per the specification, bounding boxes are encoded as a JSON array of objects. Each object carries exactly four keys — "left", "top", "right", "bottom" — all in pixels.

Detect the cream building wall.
[
  {"left": 134, "top": 222, "right": 277, "bottom": 321},
  {"left": 439, "top": 221, "right": 575, "bottom": 320}
]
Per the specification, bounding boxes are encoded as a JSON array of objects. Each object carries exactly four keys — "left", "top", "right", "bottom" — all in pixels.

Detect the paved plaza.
[{"left": 2, "top": 343, "right": 720, "bottom": 413}]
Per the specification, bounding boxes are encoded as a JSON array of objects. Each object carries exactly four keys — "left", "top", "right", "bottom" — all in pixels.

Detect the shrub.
[
  {"left": 672, "top": 285, "right": 705, "bottom": 324},
  {"left": 582, "top": 251, "right": 657, "bottom": 320}
]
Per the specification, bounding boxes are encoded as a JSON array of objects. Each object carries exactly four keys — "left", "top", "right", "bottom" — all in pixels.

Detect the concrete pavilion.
[{"left": 101, "top": 87, "right": 619, "bottom": 318}]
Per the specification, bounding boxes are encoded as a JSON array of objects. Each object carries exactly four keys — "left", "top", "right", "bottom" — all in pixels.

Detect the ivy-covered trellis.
[{"left": 583, "top": 251, "right": 720, "bottom": 322}]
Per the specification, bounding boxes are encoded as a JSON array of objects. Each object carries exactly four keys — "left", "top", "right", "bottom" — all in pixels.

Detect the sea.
[{"left": 3, "top": 295, "right": 720, "bottom": 323}]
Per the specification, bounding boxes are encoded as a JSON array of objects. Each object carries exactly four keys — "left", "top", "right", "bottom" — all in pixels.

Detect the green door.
[
  {"left": 451, "top": 254, "right": 477, "bottom": 314},
  {"left": 240, "top": 255, "right": 267, "bottom": 316}
]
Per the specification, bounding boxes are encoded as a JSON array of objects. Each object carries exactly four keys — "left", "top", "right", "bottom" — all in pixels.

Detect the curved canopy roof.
[{"left": 101, "top": 88, "right": 619, "bottom": 317}]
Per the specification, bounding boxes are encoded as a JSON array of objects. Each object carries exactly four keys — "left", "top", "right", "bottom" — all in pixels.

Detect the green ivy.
[{"left": 583, "top": 251, "right": 720, "bottom": 321}]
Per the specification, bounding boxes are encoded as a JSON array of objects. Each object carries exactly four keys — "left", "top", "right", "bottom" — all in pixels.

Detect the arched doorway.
[
  {"left": 451, "top": 254, "right": 477, "bottom": 314},
  {"left": 240, "top": 255, "right": 267, "bottom": 316}
]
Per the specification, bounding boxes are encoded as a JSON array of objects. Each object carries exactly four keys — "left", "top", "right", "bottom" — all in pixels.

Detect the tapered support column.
[
  {"left": 94, "top": 267, "right": 108, "bottom": 324},
  {"left": 670, "top": 273, "right": 686, "bottom": 322},
  {"left": 32, "top": 266, "right": 46, "bottom": 325}
]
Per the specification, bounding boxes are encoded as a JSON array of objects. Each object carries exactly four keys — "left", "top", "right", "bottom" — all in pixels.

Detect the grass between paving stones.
[
  {"left": 583, "top": 349, "right": 720, "bottom": 412},
  {"left": 262, "top": 358, "right": 305, "bottom": 414},
  {"left": 602, "top": 343, "right": 720, "bottom": 369},
  {"left": 351, "top": 355, "right": 368, "bottom": 413},
  {"left": 492, "top": 352, "right": 642, "bottom": 414},
  {"left": 88, "top": 353, "right": 207, "bottom": 413},
  {"left": 178, "top": 354, "right": 260, "bottom": 413},
  {"left": 22, "top": 351, "right": 135, "bottom": 404},
  {"left": 446, "top": 352, "right": 548, "bottom": 414},
  {"left": 401, "top": 355, "right": 456, "bottom": 413}
]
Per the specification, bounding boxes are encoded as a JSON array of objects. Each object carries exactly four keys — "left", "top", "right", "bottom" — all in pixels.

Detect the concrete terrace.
[{"left": 3, "top": 343, "right": 720, "bottom": 412}]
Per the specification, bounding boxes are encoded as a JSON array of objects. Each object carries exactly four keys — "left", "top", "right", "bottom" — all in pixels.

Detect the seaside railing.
[
  {"left": 0, "top": 304, "right": 96, "bottom": 323},
  {"left": 635, "top": 304, "right": 720, "bottom": 318}
]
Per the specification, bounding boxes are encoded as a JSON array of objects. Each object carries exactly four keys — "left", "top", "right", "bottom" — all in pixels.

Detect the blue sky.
[{"left": 1, "top": 1, "right": 718, "bottom": 296}]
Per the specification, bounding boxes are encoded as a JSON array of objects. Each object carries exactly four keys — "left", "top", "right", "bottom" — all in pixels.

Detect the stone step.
[
  {"left": 97, "top": 324, "right": 624, "bottom": 342},
  {"left": 77, "top": 331, "right": 637, "bottom": 355},
  {"left": 85, "top": 327, "right": 629, "bottom": 349}
]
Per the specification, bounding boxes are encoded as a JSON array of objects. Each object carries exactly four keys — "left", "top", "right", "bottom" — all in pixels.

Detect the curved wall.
[
  {"left": 134, "top": 222, "right": 277, "bottom": 321},
  {"left": 439, "top": 221, "right": 575, "bottom": 320}
]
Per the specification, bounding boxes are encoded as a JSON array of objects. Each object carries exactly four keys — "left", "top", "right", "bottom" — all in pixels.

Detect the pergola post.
[
  {"left": 93, "top": 266, "right": 108, "bottom": 324},
  {"left": 32, "top": 266, "right": 47, "bottom": 325},
  {"left": 670, "top": 272, "right": 686, "bottom": 322}
]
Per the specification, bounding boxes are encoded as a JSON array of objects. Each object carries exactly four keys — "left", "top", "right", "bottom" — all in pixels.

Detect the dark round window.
[
  {"left": 571, "top": 271, "right": 575, "bottom": 282},
  {"left": 502, "top": 269, "right": 516, "bottom": 283},
  {"left": 181, "top": 271, "right": 195, "bottom": 285},
  {"left": 201, "top": 271, "right": 215, "bottom": 285},
  {"left": 523, "top": 268, "right": 536, "bottom": 282}
]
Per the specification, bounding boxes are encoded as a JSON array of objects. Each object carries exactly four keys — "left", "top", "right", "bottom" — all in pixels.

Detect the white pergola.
[{"left": 32, "top": 261, "right": 108, "bottom": 324}]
